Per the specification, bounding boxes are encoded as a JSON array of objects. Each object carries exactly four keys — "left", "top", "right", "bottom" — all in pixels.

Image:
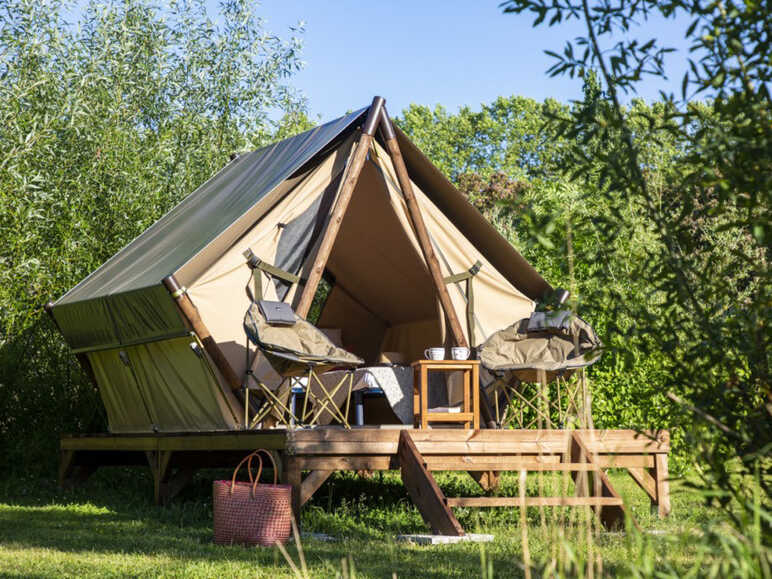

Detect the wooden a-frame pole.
[
  {"left": 295, "top": 96, "right": 385, "bottom": 317},
  {"left": 378, "top": 107, "right": 468, "bottom": 348},
  {"left": 380, "top": 107, "right": 501, "bottom": 431},
  {"left": 296, "top": 96, "right": 468, "bottom": 350}
]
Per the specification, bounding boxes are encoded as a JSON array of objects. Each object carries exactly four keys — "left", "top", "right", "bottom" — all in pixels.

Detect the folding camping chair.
[
  {"left": 479, "top": 310, "right": 603, "bottom": 429},
  {"left": 240, "top": 250, "right": 363, "bottom": 428}
]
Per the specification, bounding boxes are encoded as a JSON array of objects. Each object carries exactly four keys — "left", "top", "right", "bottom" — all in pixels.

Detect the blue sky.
[{"left": 252, "top": 0, "right": 691, "bottom": 121}]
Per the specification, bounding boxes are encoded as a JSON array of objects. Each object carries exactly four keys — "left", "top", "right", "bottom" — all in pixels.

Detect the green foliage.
[
  {"left": 0, "top": 0, "right": 309, "bottom": 473},
  {"left": 502, "top": 0, "right": 771, "bottom": 560}
]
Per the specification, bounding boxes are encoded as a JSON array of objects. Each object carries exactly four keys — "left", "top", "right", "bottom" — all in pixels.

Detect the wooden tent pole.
[
  {"left": 295, "top": 96, "right": 386, "bottom": 318},
  {"left": 378, "top": 108, "right": 468, "bottom": 348},
  {"left": 162, "top": 275, "right": 242, "bottom": 392}
]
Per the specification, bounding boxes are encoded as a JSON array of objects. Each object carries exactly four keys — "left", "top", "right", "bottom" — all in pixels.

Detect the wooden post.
[
  {"left": 146, "top": 450, "right": 174, "bottom": 505},
  {"left": 378, "top": 108, "right": 468, "bottom": 348},
  {"left": 283, "top": 455, "right": 303, "bottom": 524},
  {"left": 654, "top": 453, "right": 671, "bottom": 518},
  {"left": 295, "top": 96, "right": 386, "bottom": 317},
  {"left": 380, "top": 108, "right": 501, "bottom": 432},
  {"left": 469, "top": 470, "right": 500, "bottom": 493},
  {"left": 162, "top": 275, "right": 241, "bottom": 391}
]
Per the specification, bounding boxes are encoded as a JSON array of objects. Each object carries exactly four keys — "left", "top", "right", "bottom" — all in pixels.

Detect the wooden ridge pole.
[
  {"left": 295, "top": 96, "right": 386, "bottom": 318},
  {"left": 378, "top": 108, "right": 468, "bottom": 348},
  {"left": 162, "top": 275, "right": 242, "bottom": 392}
]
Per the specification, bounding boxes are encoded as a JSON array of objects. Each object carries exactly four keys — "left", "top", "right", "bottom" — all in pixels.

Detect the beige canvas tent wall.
[{"left": 51, "top": 98, "right": 551, "bottom": 434}]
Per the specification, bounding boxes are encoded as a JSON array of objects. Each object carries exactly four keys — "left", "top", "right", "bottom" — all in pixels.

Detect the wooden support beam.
[
  {"left": 158, "top": 467, "right": 196, "bottom": 505},
  {"left": 379, "top": 108, "right": 467, "bottom": 348},
  {"left": 146, "top": 450, "right": 174, "bottom": 505},
  {"left": 162, "top": 275, "right": 241, "bottom": 391},
  {"left": 570, "top": 431, "right": 628, "bottom": 530},
  {"left": 58, "top": 450, "right": 97, "bottom": 488},
  {"left": 446, "top": 496, "right": 624, "bottom": 508},
  {"left": 468, "top": 470, "right": 500, "bottom": 492},
  {"left": 627, "top": 466, "right": 657, "bottom": 505},
  {"left": 58, "top": 450, "right": 75, "bottom": 487},
  {"left": 295, "top": 96, "right": 385, "bottom": 317},
  {"left": 398, "top": 430, "right": 465, "bottom": 536},
  {"left": 300, "top": 470, "right": 332, "bottom": 507},
  {"left": 654, "top": 453, "right": 671, "bottom": 518}
]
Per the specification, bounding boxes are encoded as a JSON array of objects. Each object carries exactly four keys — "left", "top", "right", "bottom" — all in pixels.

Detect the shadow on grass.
[
  {"left": 0, "top": 466, "right": 703, "bottom": 578},
  {"left": 0, "top": 469, "right": 528, "bottom": 578}
]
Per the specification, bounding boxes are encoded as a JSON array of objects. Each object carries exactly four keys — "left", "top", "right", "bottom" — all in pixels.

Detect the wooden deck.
[{"left": 60, "top": 427, "right": 671, "bottom": 534}]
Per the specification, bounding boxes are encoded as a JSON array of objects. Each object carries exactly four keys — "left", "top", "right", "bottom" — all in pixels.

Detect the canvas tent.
[{"left": 50, "top": 97, "right": 552, "bottom": 434}]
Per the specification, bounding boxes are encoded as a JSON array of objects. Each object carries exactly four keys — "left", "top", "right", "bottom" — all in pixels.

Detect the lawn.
[{"left": 0, "top": 467, "right": 712, "bottom": 578}]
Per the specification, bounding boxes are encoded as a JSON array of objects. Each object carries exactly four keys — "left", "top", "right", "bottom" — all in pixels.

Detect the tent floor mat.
[{"left": 59, "top": 427, "right": 671, "bottom": 529}]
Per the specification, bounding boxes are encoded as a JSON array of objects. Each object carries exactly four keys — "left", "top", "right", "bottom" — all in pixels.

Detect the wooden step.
[{"left": 398, "top": 430, "right": 465, "bottom": 536}]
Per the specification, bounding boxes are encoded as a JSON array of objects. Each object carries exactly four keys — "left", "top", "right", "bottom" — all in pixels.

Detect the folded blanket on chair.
[
  {"left": 258, "top": 300, "right": 296, "bottom": 326},
  {"left": 526, "top": 309, "right": 572, "bottom": 332}
]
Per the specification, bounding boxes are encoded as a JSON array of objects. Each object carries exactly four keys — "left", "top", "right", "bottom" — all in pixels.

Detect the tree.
[
  {"left": 0, "top": 0, "right": 309, "bottom": 472},
  {"left": 502, "top": 0, "right": 770, "bottom": 564}
]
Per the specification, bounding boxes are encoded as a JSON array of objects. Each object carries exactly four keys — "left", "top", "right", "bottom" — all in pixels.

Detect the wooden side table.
[{"left": 411, "top": 360, "right": 480, "bottom": 430}]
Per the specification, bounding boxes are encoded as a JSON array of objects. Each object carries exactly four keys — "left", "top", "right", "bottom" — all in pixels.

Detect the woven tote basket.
[{"left": 213, "top": 450, "right": 292, "bottom": 546}]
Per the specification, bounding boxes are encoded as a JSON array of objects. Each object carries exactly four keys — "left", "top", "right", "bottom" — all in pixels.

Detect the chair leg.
[
  {"left": 306, "top": 370, "right": 352, "bottom": 428},
  {"left": 307, "top": 374, "right": 344, "bottom": 425},
  {"left": 250, "top": 379, "right": 298, "bottom": 427}
]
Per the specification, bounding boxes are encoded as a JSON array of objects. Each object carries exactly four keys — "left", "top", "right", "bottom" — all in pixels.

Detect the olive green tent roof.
[
  {"left": 51, "top": 103, "right": 552, "bottom": 354},
  {"left": 56, "top": 108, "right": 368, "bottom": 306}
]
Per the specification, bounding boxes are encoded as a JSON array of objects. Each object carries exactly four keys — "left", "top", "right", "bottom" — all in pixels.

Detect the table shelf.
[{"left": 412, "top": 359, "right": 480, "bottom": 429}]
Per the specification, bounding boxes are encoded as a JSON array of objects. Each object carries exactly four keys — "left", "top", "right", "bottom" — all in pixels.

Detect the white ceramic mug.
[
  {"left": 451, "top": 346, "right": 470, "bottom": 360},
  {"left": 424, "top": 347, "right": 445, "bottom": 360}
]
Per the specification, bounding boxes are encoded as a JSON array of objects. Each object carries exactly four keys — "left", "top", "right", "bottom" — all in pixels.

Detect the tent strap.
[
  {"left": 243, "top": 248, "right": 301, "bottom": 302},
  {"left": 444, "top": 260, "right": 482, "bottom": 346}
]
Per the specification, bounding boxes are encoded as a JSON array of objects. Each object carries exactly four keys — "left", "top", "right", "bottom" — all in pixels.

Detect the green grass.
[{"left": 0, "top": 467, "right": 715, "bottom": 578}]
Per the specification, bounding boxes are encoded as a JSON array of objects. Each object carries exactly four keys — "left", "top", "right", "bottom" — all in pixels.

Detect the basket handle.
[
  {"left": 250, "top": 449, "right": 279, "bottom": 497},
  {"left": 230, "top": 450, "right": 261, "bottom": 495},
  {"left": 229, "top": 449, "right": 279, "bottom": 496}
]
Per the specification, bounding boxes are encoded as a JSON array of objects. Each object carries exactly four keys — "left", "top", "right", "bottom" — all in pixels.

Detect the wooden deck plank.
[
  {"left": 286, "top": 428, "right": 669, "bottom": 452},
  {"left": 291, "top": 456, "right": 395, "bottom": 470},
  {"left": 61, "top": 432, "right": 287, "bottom": 452},
  {"left": 426, "top": 459, "right": 601, "bottom": 471}
]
